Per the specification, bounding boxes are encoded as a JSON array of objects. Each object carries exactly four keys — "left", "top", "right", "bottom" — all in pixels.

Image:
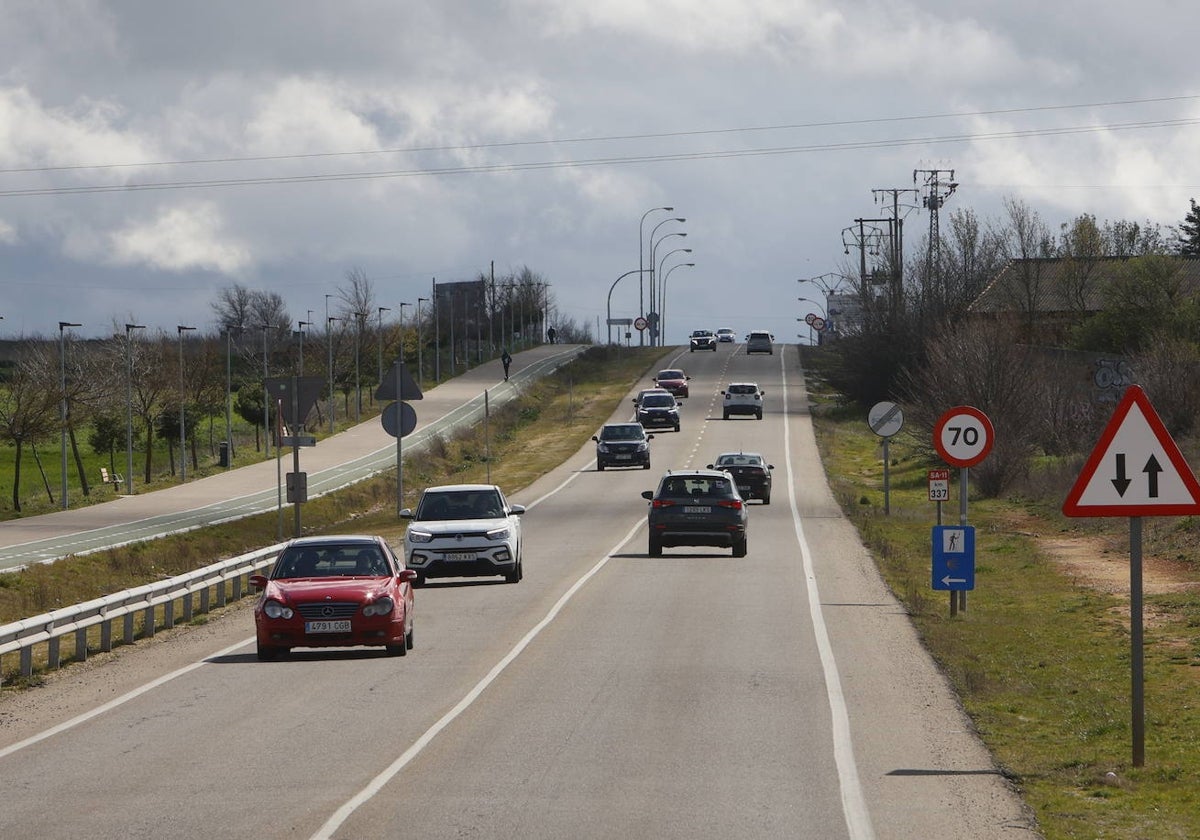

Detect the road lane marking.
[
  {"left": 0, "top": 637, "right": 253, "bottom": 761},
  {"left": 311, "top": 516, "right": 647, "bottom": 840},
  {"left": 781, "top": 350, "right": 876, "bottom": 840}
]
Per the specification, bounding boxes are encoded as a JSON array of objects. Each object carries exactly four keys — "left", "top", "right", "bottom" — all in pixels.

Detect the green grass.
[
  {"left": 0, "top": 346, "right": 664, "bottom": 671},
  {"left": 805, "top": 364, "right": 1200, "bottom": 839},
  {"left": 9, "top": 344, "right": 1200, "bottom": 837}
]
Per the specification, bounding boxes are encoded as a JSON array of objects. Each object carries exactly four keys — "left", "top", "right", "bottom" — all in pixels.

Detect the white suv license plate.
[
  {"left": 306, "top": 620, "right": 351, "bottom": 634},
  {"left": 445, "top": 551, "right": 478, "bottom": 562},
  {"left": 683, "top": 505, "right": 712, "bottom": 514}
]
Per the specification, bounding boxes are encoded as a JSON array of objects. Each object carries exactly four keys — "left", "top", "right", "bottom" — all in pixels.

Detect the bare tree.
[{"left": 0, "top": 340, "right": 60, "bottom": 511}]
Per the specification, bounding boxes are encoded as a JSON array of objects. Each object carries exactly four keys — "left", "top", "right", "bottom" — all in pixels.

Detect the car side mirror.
[
  {"left": 510, "top": 504, "right": 526, "bottom": 515},
  {"left": 399, "top": 508, "right": 414, "bottom": 519},
  {"left": 647, "top": 434, "right": 655, "bottom": 440},
  {"left": 760, "top": 390, "right": 766, "bottom": 395},
  {"left": 768, "top": 465, "right": 775, "bottom": 470},
  {"left": 706, "top": 464, "right": 715, "bottom": 469},
  {"left": 399, "top": 569, "right": 419, "bottom": 583},
  {"left": 250, "top": 574, "right": 268, "bottom": 590},
  {"left": 641, "top": 490, "right": 655, "bottom": 500},
  {"left": 592, "top": 435, "right": 599, "bottom": 442}
]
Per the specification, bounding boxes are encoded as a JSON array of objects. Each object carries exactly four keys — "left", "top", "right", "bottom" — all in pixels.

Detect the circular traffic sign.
[
  {"left": 933, "top": 405, "right": 994, "bottom": 467},
  {"left": 868, "top": 401, "right": 904, "bottom": 438},
  {"left": 634, "top": 316, "right": 648, "bottom": 331},
  {"left": 811, "top": 316, "right": 826, "bottom": 331},
  {"left": 804, "top": 312, "right": 817, "bottom": 325},
  {"left": 381, "top": 401, "right": 418, "bottom": 438}
]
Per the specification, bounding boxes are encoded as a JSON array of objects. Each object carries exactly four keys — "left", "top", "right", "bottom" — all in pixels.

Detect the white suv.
[
  {"left": 401, "top": 484, "right": 525, "bottom": 585},
  {"left": 722, "top": 382, "right": 765, "bottom": 419}
]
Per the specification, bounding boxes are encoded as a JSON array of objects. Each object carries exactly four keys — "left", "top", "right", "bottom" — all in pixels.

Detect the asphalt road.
[
  {"left": 0, "top": 344, "right": 582, "bottom": 570},
  {"left": 0, "top": 341, "right": 1039, "bottom": 839}
]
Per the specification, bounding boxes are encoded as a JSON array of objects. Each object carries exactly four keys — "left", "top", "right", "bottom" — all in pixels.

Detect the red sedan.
[
  {"left": 249, "top": 535, "right": 417, "bottom": 660},
  {"left": 653, "top": 368, "right": 691, "bottom": 398}
]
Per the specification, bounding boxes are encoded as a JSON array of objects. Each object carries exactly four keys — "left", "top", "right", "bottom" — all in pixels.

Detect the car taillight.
[
  {"left": 652, "top": 499, "right": 676, "bottom": 508},
  {"left": 717, "top": 500, "right": 743, "bottom": 510}
]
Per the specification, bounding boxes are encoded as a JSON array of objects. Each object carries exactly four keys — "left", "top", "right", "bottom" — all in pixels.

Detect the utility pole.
[
  {"left": 868, "top": 187, "right": 920, "bottom": 316},
  {"left": 913, "top": 168, "right": 958, "bottom": 291}
]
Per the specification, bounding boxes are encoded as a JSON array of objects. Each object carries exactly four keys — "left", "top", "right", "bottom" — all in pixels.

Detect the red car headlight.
[
  {"left": 263, "top": 599, "right": 293, "bottom": 620},
  {"left": 362, "top": 596, "right": 395, "bottom": 617}
]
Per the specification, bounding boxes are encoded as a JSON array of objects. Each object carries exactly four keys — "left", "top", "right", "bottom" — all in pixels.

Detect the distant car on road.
[
  {"left": 722, "top": 382, "right": 765, "bottom": 420},
  {"left": 746, "top": 330, "right": 774, "bottom": 355},
  {"left": 250, "top": 534, "right": 417, "bottom": 660},
  {"left": 633, "top": 389, "right": 681, "bottom": 431},
  {"left": 593, "top": 422, "right": 654, "bottom": 470},
  {"left": 653, "top": 368, "right": 691, "bottom": 398},
  {"left": 401, "top": 484, "right": 525, "bottom": 585},
  {"left": 709, "top": 452, "right": 774, "bottom": 504},
  {"left": 716, "top": 327, "right": 736, "bottom": 343},
  {"left": 689, "top": 329, "right": 717, "bottom": 352},
  {"left": 642, "top": 469, "right": 749, "bottom": 557}
]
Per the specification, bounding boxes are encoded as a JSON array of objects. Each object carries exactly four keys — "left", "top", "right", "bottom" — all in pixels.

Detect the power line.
[
  {"left": 1, "top": 93, "right": 1197, "bottom": 176},
  {"left": 2, "top": 116, "right": 1198, "bottom": 198}
]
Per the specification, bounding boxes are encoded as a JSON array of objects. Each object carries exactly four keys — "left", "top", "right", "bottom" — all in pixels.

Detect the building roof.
[{"left": 968, "top": 256, "right": 1200, "bottom": 316}]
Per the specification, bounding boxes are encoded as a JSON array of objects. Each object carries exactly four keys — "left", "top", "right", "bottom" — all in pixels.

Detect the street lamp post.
[
  {"left": 259, "top": 324, "right": 271, "bottom": 457},
  {"left": 177, "top": 325, "right": 196, "bottom": 481},
  {"left": 657, "top": 248, "right": 692, "bottom": 342},
  {"left": 58, "top": 321, "right": 81, "bottom": 510},
  {"left": 639, "top": 206, "right": 674, "bottom": 346},
  {"left": 417, "top": 297, "right": 428, "bottom": 385},
  {"left": 650, "top": 227, "right": 687, "bottom": 346},
  {"left": 397, "top": 302, "right": 411, "bottom": 373},
  {"left": 354, "top": 311, "right": 368, "bottom": 421},
  {"left": 223, "top": 327, "right": 239, "bottom": 469},
  {"left": 659, "top": 261, "right": 695, "bottom": 345},
  {"left": 376, "top": 306, "right": 390, "bottom": 392},
  {"left": 125, "top": 323, "right": 145, "bottom": 494},
  {"left": 325, "top": 294, "right": 336, "bottom": 434},
  {"left": 607, "top": 269, "right": 649, "bottom": 345},
  {"left": 327, "top": 315, "right": 342, "bottom": 434},
  {"left": 297, "top": 320, "right": 312, "bottom": 376}
]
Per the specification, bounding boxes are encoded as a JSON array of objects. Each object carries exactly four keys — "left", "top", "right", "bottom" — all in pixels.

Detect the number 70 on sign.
[{"left": 928, "top": 469, "right": 950, "bottom": 502}]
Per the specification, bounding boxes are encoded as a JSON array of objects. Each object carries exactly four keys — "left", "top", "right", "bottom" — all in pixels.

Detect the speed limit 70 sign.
[{"left": 933, "top": 406, "right": 994, "bottom": 468}]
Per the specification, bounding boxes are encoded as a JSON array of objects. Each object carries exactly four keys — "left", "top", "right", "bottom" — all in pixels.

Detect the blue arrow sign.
[{"left": 931, "top": 525, "right": 975, "bottom": 591}]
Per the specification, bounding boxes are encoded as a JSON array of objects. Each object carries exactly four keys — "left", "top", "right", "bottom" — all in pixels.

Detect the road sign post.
[
  {"left": 1062, "top": 385, "right": 1200, "bottom": 767},
  {"left": 933, "top": 406, "right": 995, "bottom": 615},
  {"left": 868, "top": 401, "right": 904, "bottom": 515}
]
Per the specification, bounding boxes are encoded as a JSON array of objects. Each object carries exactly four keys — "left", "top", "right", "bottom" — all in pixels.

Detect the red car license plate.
[{"left": 305, "top": 620, "right": 351, "bottom": 634}]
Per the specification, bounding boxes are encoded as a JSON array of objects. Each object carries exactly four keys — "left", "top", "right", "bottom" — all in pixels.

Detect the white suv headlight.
[
  {"left": 408, "top": 529, "right": 434, "bottom": 544},
  {"left": 486, "top": 525, "right": 512, "bottom": 541}
]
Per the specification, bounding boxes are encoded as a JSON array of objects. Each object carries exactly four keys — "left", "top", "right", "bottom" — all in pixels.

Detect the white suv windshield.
[{"left": 417, "top": 490, "right": 504, "bottom": 520}]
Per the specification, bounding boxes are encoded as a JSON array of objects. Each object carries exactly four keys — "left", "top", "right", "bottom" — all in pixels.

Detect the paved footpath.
[{"left": 0, "top": 345, "right": 583, "bottom": 569}]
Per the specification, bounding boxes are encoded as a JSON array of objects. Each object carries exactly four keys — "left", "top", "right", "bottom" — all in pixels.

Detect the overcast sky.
[{"left": 1, "top": 0, "right": 1198, "bottom": 347}]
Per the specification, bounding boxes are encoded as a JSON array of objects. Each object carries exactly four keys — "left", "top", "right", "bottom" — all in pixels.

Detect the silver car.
[{"left": 745, "top": 330, "right": 774, "bottom": 355}]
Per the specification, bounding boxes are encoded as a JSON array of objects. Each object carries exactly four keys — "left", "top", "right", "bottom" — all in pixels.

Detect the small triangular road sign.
[
  {"left": 1063, "top": 385, "right": 1200, "bottom": 517},
  {"left": 374, "top": 359, "right": 424, "bottom": 401}
]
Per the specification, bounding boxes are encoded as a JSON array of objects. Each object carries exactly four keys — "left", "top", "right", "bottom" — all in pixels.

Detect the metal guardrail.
[
  {"left": 0, "top": 542, "right": 285, "bottom": 682},
  {"left": 0, "top": 345, "right": 590, "bottom": 683}
]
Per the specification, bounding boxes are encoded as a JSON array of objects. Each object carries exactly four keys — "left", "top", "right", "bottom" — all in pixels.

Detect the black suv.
[
  {"left": 641, "top": 469, "right": 749, "bottom": 557},
  {"left": 689, "top": 329, "right": 717, "bottom": 351},
  {"left": 708, "top": 452, "right": 774, "bottom": 504},
  {"left": 593, "top": 423, "right": 653, "bottom": 470},
  {"left": 633, "top": 390, "right": 681, "bottom": 431}
]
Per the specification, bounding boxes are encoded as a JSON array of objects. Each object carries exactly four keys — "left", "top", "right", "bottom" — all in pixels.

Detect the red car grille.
[{"left": 296, "top": 602, "right": 360, "bottom": 620}]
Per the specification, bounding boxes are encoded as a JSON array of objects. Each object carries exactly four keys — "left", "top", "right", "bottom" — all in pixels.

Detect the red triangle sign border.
[{"left": 1063, "top": 384, "right": 1200, "bottom": 517}]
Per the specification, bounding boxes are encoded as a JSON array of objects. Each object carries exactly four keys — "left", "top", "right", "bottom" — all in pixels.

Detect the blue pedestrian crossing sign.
[{"left": 932, "top": 525, "right": 975, "bottom": 591}]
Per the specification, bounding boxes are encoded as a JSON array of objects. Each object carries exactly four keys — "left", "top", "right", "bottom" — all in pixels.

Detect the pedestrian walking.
[{"left": 501, "top": 349, "right": 512, "bottom": 381}]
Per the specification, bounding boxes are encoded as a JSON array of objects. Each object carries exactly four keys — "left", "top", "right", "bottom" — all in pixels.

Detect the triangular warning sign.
[{"left": 1063, "top": 385, "right": 1200, "bottom": 517}]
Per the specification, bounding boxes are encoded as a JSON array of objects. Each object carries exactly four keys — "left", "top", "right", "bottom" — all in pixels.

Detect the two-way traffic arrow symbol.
[{"left": 1111, "top": 453, "right": 1163, "bottom": 498}]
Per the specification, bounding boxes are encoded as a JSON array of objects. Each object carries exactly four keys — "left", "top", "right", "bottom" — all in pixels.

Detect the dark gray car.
[{"left": 641, "top": 469, "right": 749, "bottom": 557}]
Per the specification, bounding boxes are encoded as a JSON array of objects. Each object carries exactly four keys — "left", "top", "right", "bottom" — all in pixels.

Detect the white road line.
[
  {"left": 311, "top": 516, "right": 647, "bottom": 840},
  {"left": 0, "top": 637, "right": 253, "bottom": 760},
  {"left": 781, "top": 350, "right": 876, "bottom": 840}
]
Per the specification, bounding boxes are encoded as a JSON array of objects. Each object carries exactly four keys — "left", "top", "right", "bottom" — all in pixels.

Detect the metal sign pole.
[
  {"left": 292, "top": 378, "right": 302, "bottom": 538},
  {"left": 1131, "top": 515, "right": 1145, "bottom": 767}
]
